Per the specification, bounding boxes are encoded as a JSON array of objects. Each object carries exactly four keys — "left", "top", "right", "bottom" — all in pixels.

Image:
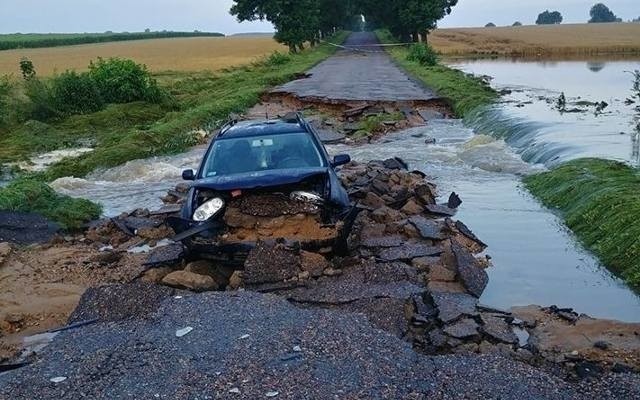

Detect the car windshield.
[{"left": 202, "top": 132, "right": 325, "bottom": 177}]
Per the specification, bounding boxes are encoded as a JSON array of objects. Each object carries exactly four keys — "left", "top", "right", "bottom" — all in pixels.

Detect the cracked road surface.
[
  {"left": 0, "top": 291, "right": 593, "bottom": 399},
  {"left": 272, "top": 32, "right": 438, "bottom": 102}
]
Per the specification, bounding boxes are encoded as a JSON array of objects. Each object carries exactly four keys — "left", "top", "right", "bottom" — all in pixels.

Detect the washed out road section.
[
  {"left": 272, "top": 32, "right": 438, "bottom": 102},
  {"left": 0, "top": 291, "right": 603, "bottom": 399}
]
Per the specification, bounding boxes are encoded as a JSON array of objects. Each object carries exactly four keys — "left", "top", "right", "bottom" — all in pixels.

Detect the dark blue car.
[{"left": 171, "top": 113, "right": 356, "bottom": 263}]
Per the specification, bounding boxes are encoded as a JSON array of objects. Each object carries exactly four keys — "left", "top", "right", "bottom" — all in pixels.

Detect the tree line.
[
  {"left": 486, "top": 3, "right": 629, "bottom": 28},
  {"left": 0, "top": 31, "right": 224, "bottom": 52},
  {"left": 230, "top": 0, "right": 458, "bottom": 52}
]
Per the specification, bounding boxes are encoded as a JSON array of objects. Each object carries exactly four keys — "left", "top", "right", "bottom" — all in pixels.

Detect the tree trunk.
[{"left": 422, "top": 31, "right": 429, "bottom": 44}]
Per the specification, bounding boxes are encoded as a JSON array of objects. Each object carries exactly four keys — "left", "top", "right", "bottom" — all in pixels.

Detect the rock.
[
  {"left": 417, "top": 109, "right": 444, "bottom": 121},
  {"left": 162, "top": 271, "right": 218, "bottom": 292},
  {"left": 378, "top": 243, "right": 442, "bottom": 262},
  {"left": 414, "top": 184, "right": 436, "bottom": 205},
  {"left": 300, "top": 251, "right": 329, "bottom": 277},
  {"left": 425, "top": 204, "right": 456, "bottom": 217},
  {"left": 371, "top": 206, "right": 403, "bottom": 224},
  {"left": 444, "top": 318, "right": 479, "bottom": 339},
  {"left": 145, "top": 244, "right": 184, "bottom": 266},
  {"left": 400, "top": 200, "right": 424, "bottom": 215},
  {"left": 451, "top": 240, "right": 488, "bottom": 298},
  {"left": 447, "top": 192, "right": 462, "bottom": 209},
  {"left": 454, "top": 220, "right": 486, "bottom": 249},
  {"left": 298, "top": 271, "right": 310, "bottom": 280},
  {"left": 428, "top": 264, "right": 457, "bottom": 282},
  {"left": 593, "top": 340, "right": 610, "bottom": 350},
  {"left": 371, "top": 179, "right": 390, "bottom": 195},
  {"left": 141, "top": 266, "right": 174, "bottom": 283},
  {"left": 244, "top": 242, "right": 301, "bottom": 285},
  {"left": 431, "top": 292, "right": 479, "bottom": 323},
  {"left": 228, "top": 271, "right": 244, "bottom": 290},
  {"left": 409, "top": 216, "right": 445, "bottom": 240},
  {"left": 360, "top": 235, "right": 405, "bottom": 248},
  {"left": 428, "top": 330, "right": 447, "bottom": 347},
  {"left": 424, "top": 137, "right": 436, "bottom": 145},
  {"left": 89, "top": 251, "right": 122, "bottom": 265},
  {"left": 361, "top": 192, "right": 386, "bottom": 209},
  {"left": 481, "top": 315, "right": 518, "bottom": 344},
  {"left": 383, "top": 158, "right": 408, "bottom": 170},
  {"left": 412, "top": 256, "right": 441, "bottom": 270}
]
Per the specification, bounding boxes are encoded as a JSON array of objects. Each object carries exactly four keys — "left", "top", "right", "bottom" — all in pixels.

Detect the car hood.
[{"left": 193, "top": 167, "right": 329, "bottom": 191}]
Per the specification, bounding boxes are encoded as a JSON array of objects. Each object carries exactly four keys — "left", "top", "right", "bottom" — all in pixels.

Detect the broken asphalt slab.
[{"left": 0, "top": 290, "right": 599, "bottom": 399}]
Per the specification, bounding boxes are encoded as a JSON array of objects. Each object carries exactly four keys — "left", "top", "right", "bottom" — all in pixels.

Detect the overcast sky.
[{"left": 0, "top": 0, "right": 638, "bottom": 34}]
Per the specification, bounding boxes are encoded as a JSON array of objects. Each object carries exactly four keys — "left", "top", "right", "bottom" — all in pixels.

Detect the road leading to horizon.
[{"left": 273, "top": 32, "right": 438, "bottom": 102}]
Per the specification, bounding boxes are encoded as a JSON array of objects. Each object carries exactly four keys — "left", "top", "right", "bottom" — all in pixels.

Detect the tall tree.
[
  {"left": 589, "top": 3, "right": 619, "bottom": 23},
  {"left": 230, "top": 0, "right": 321, "bottom": 52},
  {"left": 536, "top": 10, "right": 563, "bottom": 25}
]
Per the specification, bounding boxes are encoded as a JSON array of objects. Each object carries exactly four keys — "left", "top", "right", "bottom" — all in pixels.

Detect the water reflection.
[
  {"left": 451, "top": 58, "right": 640, "bottom": 166},
  {"left": 587, "top": 61, "right": 606, "bottom": 73}
]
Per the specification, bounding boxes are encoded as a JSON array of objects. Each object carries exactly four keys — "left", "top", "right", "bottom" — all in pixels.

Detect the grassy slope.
[
  {"left": 0, "top": 32, "right": 348, "bottom": 228},
  {"left": 376, "top": 30, "right": 497, "bottom": 117},
  {"left": 524, "top": 159, "right": 640, "bottom": 287}
]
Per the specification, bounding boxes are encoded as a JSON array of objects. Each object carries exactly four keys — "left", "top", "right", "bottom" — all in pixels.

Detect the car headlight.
[{"left": 193, "top": 198, "right": 225, "bottom": 222}]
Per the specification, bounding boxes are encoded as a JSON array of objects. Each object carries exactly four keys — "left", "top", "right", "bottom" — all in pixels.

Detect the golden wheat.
[
  {"left": 430, "top": 23, "right": 640, "bottom": 57},
  {"left": 0, "top": 35, "right": 287, "bottom": 76}
]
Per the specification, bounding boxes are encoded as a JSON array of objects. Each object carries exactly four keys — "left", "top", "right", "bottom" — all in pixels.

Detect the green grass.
[
  {"left": 0, "top": 178, "right": 101, "bottom": 229},
  {"left": 524, "top": 158, "right": 640, "bottom": 288},
  {"left": 0, "top": 32, "right": 348, "bottom": 228},
  {"left": 375, "top": 30, "right": 498, "bottom": 117},
  {"left": 0, "top": 31, "right": 224, "bottom": 51}
]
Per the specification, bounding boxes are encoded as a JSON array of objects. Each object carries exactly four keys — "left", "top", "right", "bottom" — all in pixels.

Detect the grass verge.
[
  {"left": 524, "top": 158, "right": 640, "bottom": 288},
  {"left": 375, "top": 30, "right": 498, "bottom": 118},
  {"left": 0, "top": 32, "right": 348, "bottom": 228}
]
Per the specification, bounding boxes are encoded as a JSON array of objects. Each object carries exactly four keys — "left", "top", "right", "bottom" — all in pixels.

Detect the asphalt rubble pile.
[
  {"left": 97, "top": 157, "right": 638, "bottom": 381},
  {"left": 1, "top": 158, "right": 639, "bottom": 394},
  {"left": 247, "top": 96, "right": 451, "bottom": 144}
]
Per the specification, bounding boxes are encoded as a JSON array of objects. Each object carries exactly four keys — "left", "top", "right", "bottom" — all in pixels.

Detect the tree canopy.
[
  {"left": 536, "top": 10, "right": 563, "bottom": 25},
  {"left": 589, "top": 3, "right": 620, "bottom": 23},
  {"left": 230, "top": 0, "right": 458, "bottom": 52},
  {"left": 512, "top": 21, "right": 522, "bottom": 26}
]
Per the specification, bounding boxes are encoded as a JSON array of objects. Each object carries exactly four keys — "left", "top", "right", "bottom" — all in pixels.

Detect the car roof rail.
[
  {"left": 282, "top": 112, "right": 312, "bottom": 132},
  {"left": 218, "top": 113, "right": 240, "bottom": 137}
]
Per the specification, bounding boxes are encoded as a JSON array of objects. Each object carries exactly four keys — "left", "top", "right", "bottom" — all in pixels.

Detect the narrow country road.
[
  {"left": 273, "top": 32, "right": 438, "bottom": 102},
  {"left": 1, "top": 33, "right": 638, "bottom": 400}
]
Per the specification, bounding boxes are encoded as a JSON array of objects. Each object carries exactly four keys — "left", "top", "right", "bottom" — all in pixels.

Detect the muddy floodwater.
[{"left": 451, "top": 57, "right": 640, "bottom": 166}]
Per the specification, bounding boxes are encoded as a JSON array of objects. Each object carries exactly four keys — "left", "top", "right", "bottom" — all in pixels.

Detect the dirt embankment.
[{"left": 1, "top": 158, "right": 638, "bottom": 384}]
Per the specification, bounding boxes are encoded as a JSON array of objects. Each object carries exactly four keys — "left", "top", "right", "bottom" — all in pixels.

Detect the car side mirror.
[
  {"left": 332, "top": 154, "right": 351, "bottom": 167},
  {"left": 182, "top": 169, "right": 195, "bottom": 181}
]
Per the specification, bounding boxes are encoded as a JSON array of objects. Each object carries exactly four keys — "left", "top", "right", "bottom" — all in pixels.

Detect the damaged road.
[{"left": 1, "top": 158, "right": 640, "bottom": 399}]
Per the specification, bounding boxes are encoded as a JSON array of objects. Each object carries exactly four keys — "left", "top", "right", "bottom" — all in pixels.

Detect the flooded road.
[
  {"left": 47, "top": 56, "right": 640, "bottom": 322},
  {"left": 451, "top": 57, "right": 640, "bottom": 166},
  {"left": 51, "top": 120, "right": 640, "bottom": 322}
]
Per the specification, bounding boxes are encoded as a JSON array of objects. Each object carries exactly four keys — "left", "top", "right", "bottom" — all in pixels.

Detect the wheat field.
[
  {"left": 430, "top": 23, "right": 640, "bottom": 56},
  {"left": 0, "top": 35, "right": 287, "bottom": 76}
]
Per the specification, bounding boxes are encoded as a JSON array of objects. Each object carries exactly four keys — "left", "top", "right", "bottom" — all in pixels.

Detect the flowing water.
[
  {"left": 47, "top": 57, "right": 640, "bottom": 322},
  {"left": 450, "top": 57, "right": 640, "bottom": 166}
]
